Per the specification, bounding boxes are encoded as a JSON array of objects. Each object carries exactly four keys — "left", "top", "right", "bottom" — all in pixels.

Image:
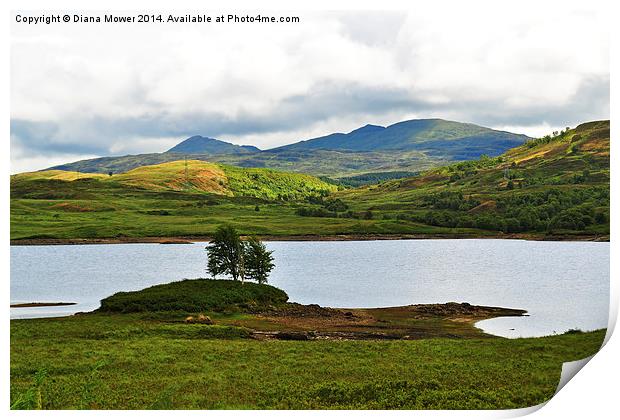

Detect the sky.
[{"left": 10, "top": 4, "right": 609, "bottom": 173}]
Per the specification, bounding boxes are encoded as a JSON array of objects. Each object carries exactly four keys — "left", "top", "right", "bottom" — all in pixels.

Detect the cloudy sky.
[{"left": 11, "top": 4, "right": 609, "bottom": 173}]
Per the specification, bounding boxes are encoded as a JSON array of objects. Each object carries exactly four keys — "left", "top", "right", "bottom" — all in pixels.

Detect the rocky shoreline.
[{"left": 10, "top": 232, "right": 609, "bottom": 246}]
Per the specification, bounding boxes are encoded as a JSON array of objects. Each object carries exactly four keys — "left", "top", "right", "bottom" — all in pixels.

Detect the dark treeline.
[
  {"left": 296, "top": 197, "right": 373, "bottom": 220},
  {"left": 421, "top": 191, "right": 481, "bottom": 211},
  {"left": 396, "top": 187, "right": 609, "bottom": 233},
  {"left": 337, "top": 171, "right": 420, "bottom": 187}
]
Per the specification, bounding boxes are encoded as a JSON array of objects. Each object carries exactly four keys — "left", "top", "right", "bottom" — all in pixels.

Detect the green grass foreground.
[
  {"left": 10, "top": 281, "right": 606, "bottom": 409},
  {"left": 10, "top": 314, "right": 605, "bottom": 409}
]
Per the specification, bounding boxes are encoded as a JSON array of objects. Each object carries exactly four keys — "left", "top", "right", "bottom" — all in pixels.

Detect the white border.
[{"left": 3, "top": 1, "right": 617, "bottom": 419}]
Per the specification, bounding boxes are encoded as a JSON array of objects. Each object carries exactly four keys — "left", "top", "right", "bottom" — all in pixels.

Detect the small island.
[
  {"left": 93, "top": 278, "right": 527, "bottom": 340},
  {"left": 11, "top": 302, "right": 77, "bottom": 308}
]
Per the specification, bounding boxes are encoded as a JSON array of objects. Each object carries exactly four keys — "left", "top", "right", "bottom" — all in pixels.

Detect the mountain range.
[
  {"left": 272, "top": 119, "right": 528, "bottom": 156},
  {"left": 49, "top": 118, "right": 530, "bottom": 179},
  {"left": 11, "top": 120, "right": 609, "bottom": 241}
]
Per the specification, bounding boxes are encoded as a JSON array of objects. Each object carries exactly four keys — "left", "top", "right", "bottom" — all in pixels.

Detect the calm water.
[{"left": 10, "top": 239, "right": 609, "bottom": 338}]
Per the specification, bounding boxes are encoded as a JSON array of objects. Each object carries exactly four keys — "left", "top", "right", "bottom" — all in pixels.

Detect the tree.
[
  {"left": 243, "top": 236, "right": 275, "bottom": 284},
  {"left": 206, "top": 225, "right": 245, "bottom": 282},
  {"left": 206, "top": 226, "right": 275, "bottom": 284}
]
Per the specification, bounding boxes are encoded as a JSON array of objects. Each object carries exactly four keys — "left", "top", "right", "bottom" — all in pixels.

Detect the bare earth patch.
[{"left": 221, "top": 302, "right": 526, "bottom": 341}]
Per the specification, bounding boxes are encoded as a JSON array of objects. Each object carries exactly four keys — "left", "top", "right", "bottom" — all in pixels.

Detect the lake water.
[{"left": 10, "top": 239, "right": 609, "bottom": 338}]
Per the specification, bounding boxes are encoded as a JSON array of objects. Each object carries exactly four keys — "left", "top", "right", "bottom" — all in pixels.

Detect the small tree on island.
[
  {"left": 206, "top": 225, "right": 245, "bottom": 282},
  {"left": 244, "top": 236, "right": 275, "bottom": 284},
  {"left": 206, "top": 225, "right": 275, "bottom": 284}
]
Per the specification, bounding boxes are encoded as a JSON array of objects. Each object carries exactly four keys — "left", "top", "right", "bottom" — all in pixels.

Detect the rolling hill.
[
  {"left": 10, "top": 121, "right": 608, "bottom": 242},
  {"left": 327, "top": 120, "right": 610, "bottom": 236},
  {"left": 12, "top": 160, "right": 337, "bottom": 201},
  {"left": 48, "top": 119, "right": 530, "bottom": 180}
]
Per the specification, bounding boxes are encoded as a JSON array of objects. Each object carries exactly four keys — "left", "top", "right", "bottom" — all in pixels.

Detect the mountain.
[
  {"left": 47, "top": 118, "right": 529, "bottom": 179},
  {"left": 272, "top": 118, "right": 530, "bottom": 158},
  {"left": 166, "top": 135, "right": 260, "bottom": 154},
  {"left": 332, "top": 120, "right": 609, "bottom": 237}
]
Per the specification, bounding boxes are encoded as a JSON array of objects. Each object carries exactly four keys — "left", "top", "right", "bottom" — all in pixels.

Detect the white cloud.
[
  {"left": 108, "top": 136, "right": 181, "bottom": 155},
  {"left": 10, "top": 5, "right": 609, "bottom": 172},
  {"left": 10, "top": 141, "right": 98, "bottom": 174},
  {"left": 495, "top": 124, "right": 560, "bottom": 139}
]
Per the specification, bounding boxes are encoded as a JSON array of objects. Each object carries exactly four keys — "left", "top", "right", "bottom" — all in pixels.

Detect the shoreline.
[
  {"left": 12, "top": 300, "right": 528, "bottom": 340},
  {"left": 8, "top": 301, "right": 526, "bottom": 330},
  {"left": 10, "top": 232, "right": 609, "bottom": 246},
  {"left": 11, "top": 302, "right": 77, "bottom": 308}
]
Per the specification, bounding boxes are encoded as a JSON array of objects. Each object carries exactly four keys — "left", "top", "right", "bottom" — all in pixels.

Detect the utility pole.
[{"left": 184, "top": 155, "right": 189, "bottom": 191}]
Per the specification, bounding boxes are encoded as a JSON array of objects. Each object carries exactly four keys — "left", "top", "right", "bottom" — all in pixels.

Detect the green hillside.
[
  {"left": 326, "top": 121, "right": 609, "bottom": 237},
  {"left": 12, "top": 160, "right": 337, "bottom": 201},
  {"left": 10, "top": 121, "right": 609, "bottom": 241},
  {"left": 10, "top": 161, "right": 347, "bottom": 240}
]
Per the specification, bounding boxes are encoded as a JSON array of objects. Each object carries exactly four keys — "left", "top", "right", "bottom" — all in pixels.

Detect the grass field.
[{"left": 10, "top": 312, "right": 605, "bottom": 409}]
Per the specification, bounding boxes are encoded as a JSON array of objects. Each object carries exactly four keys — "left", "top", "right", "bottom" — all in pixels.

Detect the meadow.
[{"left": 10, "top": 312, "right": 605, "bottom": 409}]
